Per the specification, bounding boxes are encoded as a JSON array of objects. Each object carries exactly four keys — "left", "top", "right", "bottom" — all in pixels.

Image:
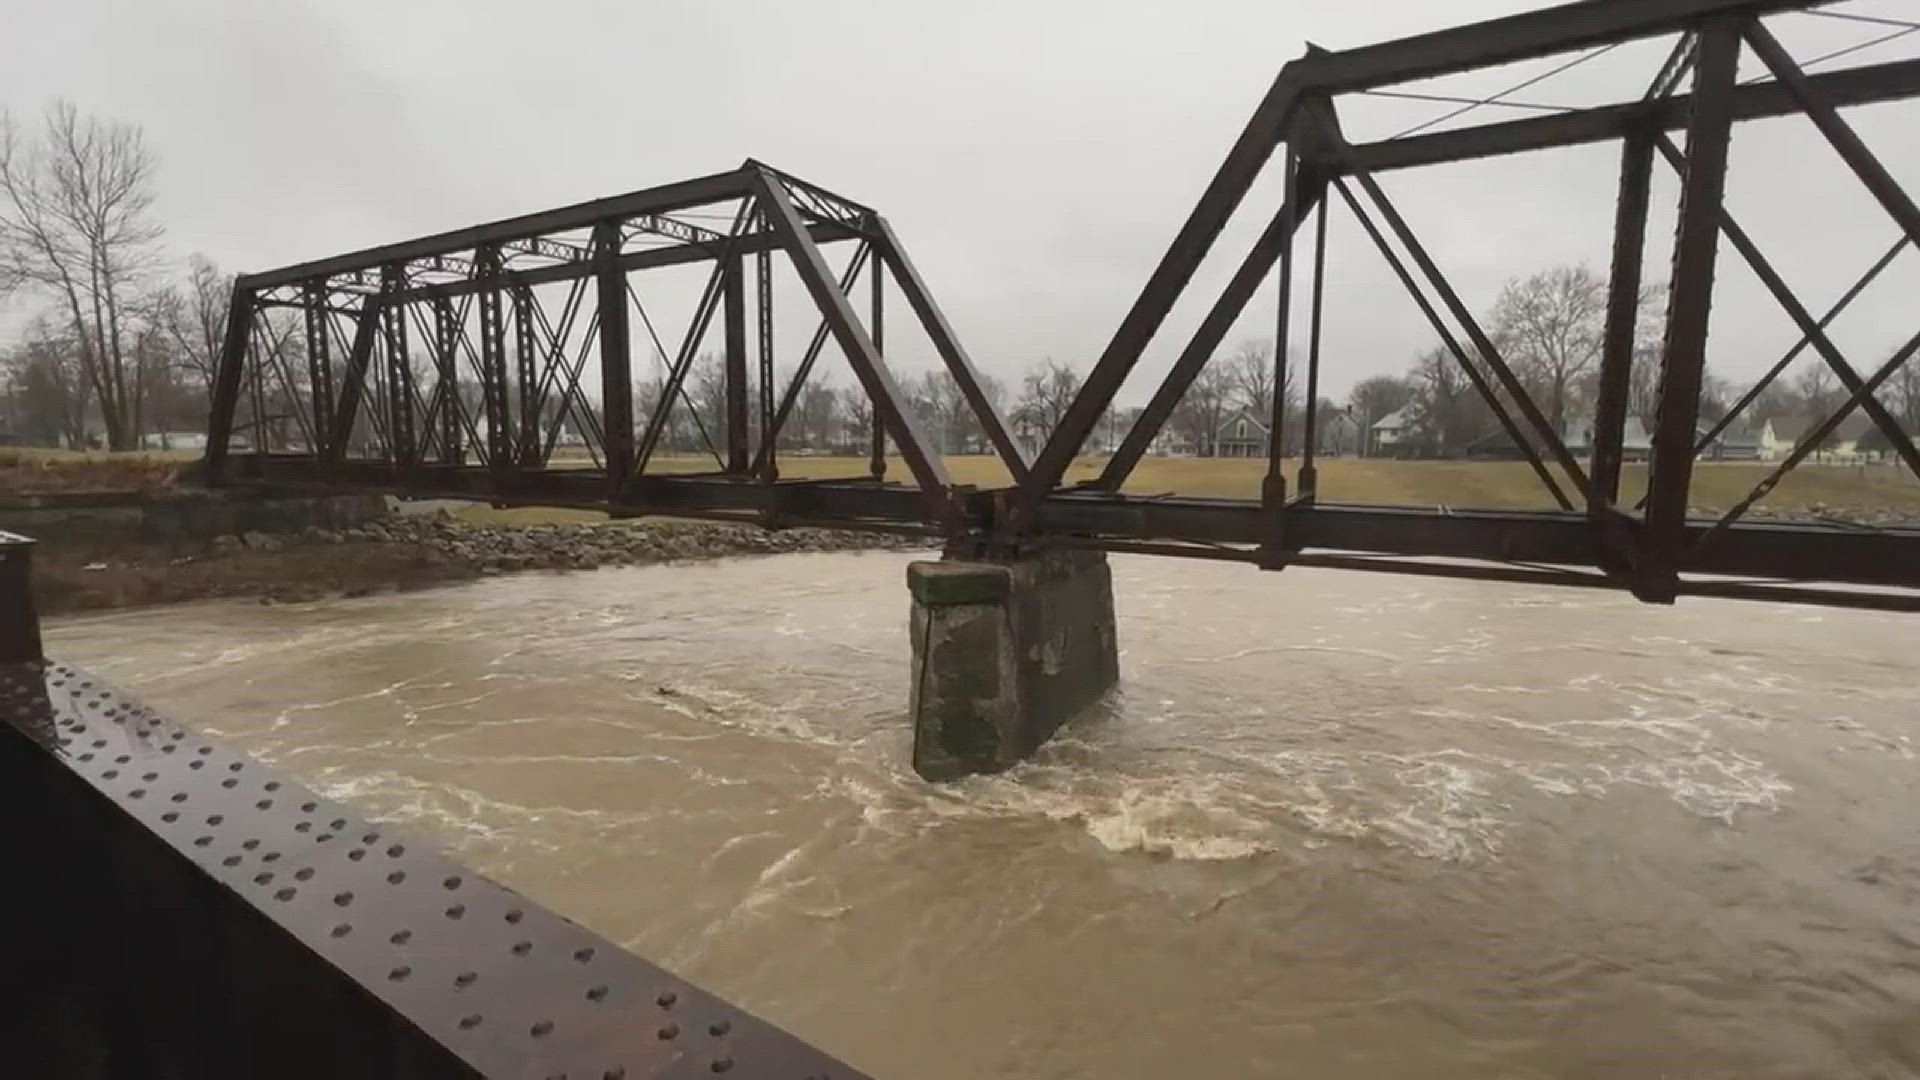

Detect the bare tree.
[
  {"left": 1794, "top": 360, "right": 1842, "bottom": 418},
  {"left": 1490, "top": 264, "right": 1606, "bottom": 433},
  {"left": 0, "top": 101, "right": 166, "bottom": 449},
  {"left": 3, "top": 317, "right": 90, "bottom": 446},
  {"left": 1406, "top": 345, "right": 1492, "bottom": 456},
  {"left": 1170, "top": 363, "right": 1231, "bottom": 456},
  {"left": 1891, "top": 348, "right": 1920, "bottom": 437},
  {"left": 913, "top": 369, "right": 974, "bottom": 454},
  {"left": 1013, "top": 358, "right": 1080, "bottom": 434},
  {"left": 684, "top": 352, "right": 728, "bottom": 455},
  {"left": 838, "top": 384, "right": 877, "bottom": 454},
  {"left": 794, "top": 375, "right": 840, "bottom": 450},
  {"left": 159, "top": 254, "right": 231, "bottom": 396}
]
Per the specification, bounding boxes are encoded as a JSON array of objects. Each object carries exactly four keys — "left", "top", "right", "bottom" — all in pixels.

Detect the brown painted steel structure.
[
  {"left": 25, "top": 5, "right": 1920, "bottom": 1076},
  {"left": 207, "top": 0, "right": 1920, "bottom": 614},
  {"left": 0, "top": 533, "right": 871, "bottom": 1078}
]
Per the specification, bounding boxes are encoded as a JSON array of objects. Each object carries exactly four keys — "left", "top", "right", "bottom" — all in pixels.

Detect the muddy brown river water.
[{"left": 45, "top": 552, "right": 1920, "bottom": 1078}]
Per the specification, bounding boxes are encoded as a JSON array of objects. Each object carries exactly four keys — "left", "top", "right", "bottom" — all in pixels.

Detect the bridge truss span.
[{"left": 206, "top": 0, "right": 1920, "bottom": 611}]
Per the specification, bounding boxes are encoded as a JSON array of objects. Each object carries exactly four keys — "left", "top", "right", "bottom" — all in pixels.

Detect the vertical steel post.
[
  {"left": 723, "top": 252, "right": 750, "bottom": 474},
  {"left": 301, "top": 284, "right": 335, "bottom": 460},
  {"left": 594, "top": 222, "right": 634, "bottom": 490},
  {"left": 432, "top": 298, "right": 463, "bottom": 465},
  {"left": 757, "top": 237, "right": 777, "bottom": 480},
  {"left": 1299, "top": 190, "right": 1329, "bottom": 498},
  {"left": 381, "top": 267, "right": 418, "bottom": 471},
  {"left": 247, "top": 322, "right": 268, "bottom": 459},
  {"left": 477, "top": 247, "right": 511, "bottom": 476},
  {"left": 1265, "top": 145, "right": 1299, "bottom": 499},
  {"left": 1642, "top": 17, "right": 1742, "bottom": 601},
  {"left": 1591, "top": 128, "right": 1656, "bottom": 519},
  {"left": 512, "top": 283, "right": 541, "bottom": 469},
  {"left": 870, "top": 251, "right": 886, "bottom": 480},
  {"left": 204, "top": 285, "right": 257, "bottom": 480},
  {"left": 0, "top": 533, "right": 42, "bottom": 664}
]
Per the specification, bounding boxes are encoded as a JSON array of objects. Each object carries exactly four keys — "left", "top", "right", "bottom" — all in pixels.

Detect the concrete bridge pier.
[{"left": 907, "top": 549, "right": 1118, "bottom": 780}]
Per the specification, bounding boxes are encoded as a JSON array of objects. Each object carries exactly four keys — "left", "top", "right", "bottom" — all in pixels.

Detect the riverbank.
[{"left": 30, "top": 515, "right": 929, "bottom": 615}]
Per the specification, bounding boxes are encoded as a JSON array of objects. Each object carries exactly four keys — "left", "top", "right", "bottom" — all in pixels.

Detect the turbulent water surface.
[{"left": 46, "top": 553, "right": 1920, "bottom": 1078}]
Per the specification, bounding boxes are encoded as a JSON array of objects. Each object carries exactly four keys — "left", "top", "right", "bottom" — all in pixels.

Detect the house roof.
[
  {"left": 1216, "top": 407, "right": 1270, "bottom": 436},
  {"left": 1763, "top": 413, "right": 1875, "bottom": 444},
  {"left": 1372, "top": 407, "right": 1410, "bottom": 430}
]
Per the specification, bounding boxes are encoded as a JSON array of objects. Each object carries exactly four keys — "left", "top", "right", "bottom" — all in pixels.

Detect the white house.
[{"left": 1370, "top": 407, "right": 1412, "bottom": 454}]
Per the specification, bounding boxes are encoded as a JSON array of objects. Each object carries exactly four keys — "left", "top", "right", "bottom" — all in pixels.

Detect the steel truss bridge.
[
  {"left": 206, "top": 0, "right": 1920, "bottom": 612},
  {"left": 11, "top": 3, "right": 1920, "bottom": 1079}
]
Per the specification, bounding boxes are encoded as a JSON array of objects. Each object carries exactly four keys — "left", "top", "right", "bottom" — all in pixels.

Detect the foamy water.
[{"left": 46, "top": 553, "right": 1920, "bottom": 1078}]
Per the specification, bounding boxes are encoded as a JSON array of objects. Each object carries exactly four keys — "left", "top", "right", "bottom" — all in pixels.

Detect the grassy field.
[
  {"left": 8, "top": 446, "right": 1916, "bottom": 520},
  {"left": 635, "top": 453, "right": 1920, "bottom": 508},
  {"left": 462, "top": 452, "right": 1920, "bottom": 525}
]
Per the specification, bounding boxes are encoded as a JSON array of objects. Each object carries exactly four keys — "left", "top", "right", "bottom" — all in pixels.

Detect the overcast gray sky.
[{"left": 4, "top": 0, "right": 1918, "bottom": 406}]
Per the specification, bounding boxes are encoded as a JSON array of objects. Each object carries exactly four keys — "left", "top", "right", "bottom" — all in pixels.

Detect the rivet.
[
  {"left": 113, "top": 754, "right": 128, "bottom": 764},
  {"left": 170, "top": 792, "right": 187, "bottom": 803},
  {"left": 197, "top": 747, "right": 211, "bottom": 755},
  {"left": 295, "top": 868, "right": 314, "bottom": 881},
  {"left": 454, "top": 972, "right": 477, "bottom": 988},
  {"left": 349, "top": 849, "right": 366, "bottom": 861},
  {"left": 78, "top": 753, "right": 93, "bottom": 763},
  {"left": 388, "top": 965, "right": 410, "bottom": 981},
  {"left": 658, "top": 1024, "right": 679, "bottom": 1040},
  {"left": 458, "top": 1014, "right": 481, "bottom": 1030},
  {"left": 194, "top": 837, "right": 212, "bottom": 848},
  {"left": 330, "top": 818, "right": 346, "bottom": 830},
  {"left": 333, "top": 892, "right": 353, "bottom": 907},
  {"left": 605, "top": 1069, "right": 627, "bottom": 1080},
  {"left": 295, "top": 822, "right": 311, "bottom": 833},
  {"left": 330, "top": 924, "right": 351, "bottom": 938},
  {"left": 300, "top": 801, "right": 317, "bottom": 812},
  {"left": 445, "top": 904, "right": 465, "bottom": 919},
  {"left": 128, "top": 789, "right": 145, "bottom": 799},
  {"left": 586, "top": 985, "right": 608, "bottom": 1002},
  {"left": 242, "top": 839, "right": 260, "bottom": 850},
  {"left": 262, "top": 852, "right": 281, "bottom": 863},
  {"left": 254, "top": 872, "right": 273, "bottom": 885},
  {"left": 222, "top": 855, "right": 241, "bottom": 867},
  {"left": 228, "top": 762, "right": 242, "bottom": 772},
  {"left": 387, "top": 871, "right": 405, "bottom": 884},
  {"left": 208, "top": 814, "right": 224, "bottom": 826},
  {"left": 656, "top": 991, "right": 676, "bottom": 1008},
  {"left": 315, "top": 833, "right": 333, "bottom": 843},
  {"left": 161, "top": 745, "right": 176, "bottom": 753},
  {"left": 574, "top": 948, "right": 595, "bottom": 964},
  {"left": 387, "top": 844, "right": 405, "bottom": 857},
  {"left": 361, "top": 832, "right": 379, "bottom": 844},
  {"left": 390, "top": 930, "right": 412, "bottom": 945},
  {"left": 189, "top": 760, "right": 203, "bottom": 770},
  {"left": 103, "top": 770, "right": 119, "bottom": 780},
  {"left": 505, "top": 909, "right": 524, "bottom": 924},
  {"left": 709, "top": 1020, "right": 731, "bottom": 1037},
  {"left": 161, "top": 812, "right": 179, "bottom": 823},
  {"left": 710, "top": 1057, "right": 733, "bottom": 1073},
  {"left": 530, "top": 1020, "right": 554, "bottom": 1038},
  {"left": 443, "top": 876, "right": 462, "bottom": 890},
  {"left": 256, "top": 799, "right": 272, "bottom": 809},
  {"left": 264, "top": 781, "right": 280, "bottom": 792},
  {"left": 141, "top": 771, "right": 156, "bottom": 781},
  {"left": 511, "top": 941, "right": 532, "bottom": 956},
  {"left": 274, "top": 887, "right": 295, "bottom": 901},
  {"left": 221, "top": 779, "right": 237, "bottom": 789}
]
